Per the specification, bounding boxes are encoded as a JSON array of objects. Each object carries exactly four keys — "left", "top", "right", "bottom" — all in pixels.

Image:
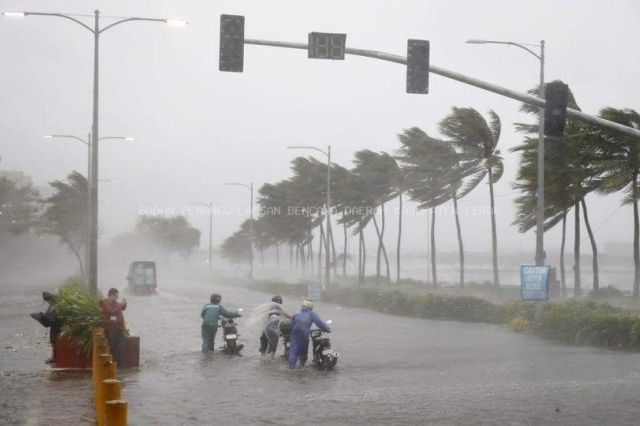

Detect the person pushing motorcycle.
[
  {"left": 201, "top": 293, "right": 242, "bottom": 353},
  {"left": 259, "top": 295, "right": 291, "bottom": 357},
  {"left": 288, "top": 298, "right": 330, "bottom": 371}
]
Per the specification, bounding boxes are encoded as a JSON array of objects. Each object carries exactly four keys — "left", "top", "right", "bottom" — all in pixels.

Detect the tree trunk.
[
  {"left": 581, "top": 198, "right": 599, "bottom": 292},
  {"left": 381, "top": 203, "right": 391, "bottom": 283},
  {"left": 560, "top": 210, "right": 567, "bottom": 297},
  {"left": 574, "top": 202, "right": 582, "bottom": 297},
  {"left": 343, "top": 219, "right": 348, "bottom": 277},
  {"left": 68, "top": 240, "right": 84, "bottom": 277},
  {"left": 295, "top": 244, "right": 299, "bottom": 272},
  {"left": 374, "top": 208, "right": 382, "bottom": 282},
  {"left": 397, "top": 192, "right": 403, "bottom": 284},
  {"left": 276, "top": 244, "right": 280, "bottom": 269},
  {"left": 360, "top": 223, "right": 367, "bottom": 284},
  {"left": 328, "top": 221, "right": 337, "bottom": 276},
  {"left": 289, "top": 243, "right": 293, "bottom": 271},
  {"left": 452, "top": 193, "right": 465, "bottom": 288},
  {"left": 633, "top": 172, "right": 640, "bottom": 297},
  {"left": 358, "top": 224, "right": 363, "bottom": 285},
  {"left": 431, "top": 207, "right": 437, "bottom": 287},
  {"left": 318, "top": 223, "right": 325, "bottom": 282},
  {"left": 488, "top": 167, "right": 500, "bottom": 287},
  {"left": 260, "top": 249, "right": 264, "bottom": 268},
  {"left": 372, "top": 211, "right": 391, "bottom": 283}
]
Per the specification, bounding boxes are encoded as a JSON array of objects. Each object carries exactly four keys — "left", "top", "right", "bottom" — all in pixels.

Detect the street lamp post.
[
  {"left": 43, "top": 133, "right": 134, "bottom": 278},
  {"left": 466, "top": 39, "right": 546, "bottom": 266},
  {"left": 223, "top": 183, "right": 254, "bottom": 279},
  {"left": 287, "top": 145, "right": 332, "bottom": 289},
  {"left": 5, "top": 10, "right": 187, "bottom": 293},
  {"left": 193, "top": 202, "right": 214, "bottom": 270}
]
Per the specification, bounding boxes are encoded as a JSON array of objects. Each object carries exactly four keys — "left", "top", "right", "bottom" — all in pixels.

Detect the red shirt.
[{"left": 99, "top": 298, "right": 127, "bottom": 330}]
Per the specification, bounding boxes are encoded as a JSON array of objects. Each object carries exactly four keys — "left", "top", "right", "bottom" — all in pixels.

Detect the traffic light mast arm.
[{"left": 244, "top": 38, "right": 640, "bottom": 139}]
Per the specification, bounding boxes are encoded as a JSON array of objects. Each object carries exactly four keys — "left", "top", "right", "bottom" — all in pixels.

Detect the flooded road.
[{"left": 117, "top": 278, "right": 640, "bottom": 425}]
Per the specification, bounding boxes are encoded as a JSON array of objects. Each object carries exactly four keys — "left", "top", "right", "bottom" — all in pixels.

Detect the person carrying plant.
[
  {"left": 99, "top": 288, "right": 127, "bottom": 367},
  {"left": 200, "top": 293, "right": 242, "bottom": 353}
]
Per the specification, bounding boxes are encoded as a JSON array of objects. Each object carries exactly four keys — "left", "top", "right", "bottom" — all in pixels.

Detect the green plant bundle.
[{"left": 53, "top": 276, "right": 102, "bottom": 355}]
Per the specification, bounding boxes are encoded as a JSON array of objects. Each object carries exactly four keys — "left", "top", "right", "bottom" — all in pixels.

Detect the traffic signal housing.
[
  {"left": 544, "top": 81, "right": 569, "bottom": 137},
  {"left": 219, "top": 14, "right": 245, "bottom": 72},
  {"left": 308, "top": 32, "right": 347, "bottom": 60},
  {"left": 406, "top": 39, "right": 429, "bottom": 94}
]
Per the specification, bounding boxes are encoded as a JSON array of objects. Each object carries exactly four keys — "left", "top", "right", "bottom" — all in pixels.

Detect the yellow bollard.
[
  {"left": 105, "top": 400, "right": 127, "bottom": 426},
  {"left": 102, "top": 379, "right": 122, "bottom": 404},
  {"left": 96, "top": 355, "right": 113, "bottom": 426}
]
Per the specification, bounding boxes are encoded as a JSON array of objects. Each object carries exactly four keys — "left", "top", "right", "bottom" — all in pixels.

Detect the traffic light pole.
[{"left": 243, "top": 38, "right": 640, "bottom": 140}]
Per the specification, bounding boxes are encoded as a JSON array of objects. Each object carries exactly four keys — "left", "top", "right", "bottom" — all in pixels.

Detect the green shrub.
[
  {"left": 501, "top": 301, "right": 537, "bottom": 323},
  {"left": 53, "top": 277, "right": 102, "bottom": 355},
  {"left": 534, "top": 301, "right": 640, "bottom": 349},
  {"left": 589, "top": 286, "right": 626, "bottom": 300}
]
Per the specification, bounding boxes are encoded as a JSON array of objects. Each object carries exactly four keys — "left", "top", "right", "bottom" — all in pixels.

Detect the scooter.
[
  {"left": 220, "top": 308, "right": 244, "bottom": 355},
  {"left": 278, "top": 318, "right": 291, "bottom": 359},
  {"left": 310, "top": 320, "right": 338, "bottom": 370}
]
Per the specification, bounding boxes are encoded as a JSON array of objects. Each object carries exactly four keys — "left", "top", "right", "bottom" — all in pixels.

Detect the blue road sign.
[{"left": 520, "top": 265, "right": 550, "bottom": 301}]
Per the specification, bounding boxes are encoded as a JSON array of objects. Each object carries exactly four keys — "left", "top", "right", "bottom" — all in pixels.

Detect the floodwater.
[
  {"left": 120, "top": 278, "right": 640, "bottom": 425},
  {"left": 4, "top": 275, "right": 640, "bottom": 425}
]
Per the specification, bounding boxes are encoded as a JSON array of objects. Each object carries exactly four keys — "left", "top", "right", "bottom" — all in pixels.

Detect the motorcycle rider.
[
  {"left": 201, "top": 293, "right": 242, "bottom": 353},
  {"left": 288, "top": 298, "right": 331, "bottom": 371},
  {"left": 259, "top": 295, "right": 291, "bottom": 357}
]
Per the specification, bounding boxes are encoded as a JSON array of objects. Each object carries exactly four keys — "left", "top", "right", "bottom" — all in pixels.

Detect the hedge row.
[{"left": 246, "top": 279, "right": 640, "bottom": 350}]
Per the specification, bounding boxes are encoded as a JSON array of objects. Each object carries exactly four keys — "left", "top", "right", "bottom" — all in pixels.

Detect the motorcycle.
[
  {"left": 310, "top": 320, "right": 338, "bottom": 370},
  {"left": 220, "top": 308, "right": 244, "bottom": 355},
  {"left": 278, "top": 318, "right": 292, "bottom": 359}
]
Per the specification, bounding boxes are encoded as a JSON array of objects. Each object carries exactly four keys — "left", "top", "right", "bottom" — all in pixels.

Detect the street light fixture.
[
  {"left": 5, "top": 9, "right": 186, "bottom": 294},
  {"left": 466, "top": 38, "right": 546, "bottom": 267},
  {"left": 223, "top": 182, "right": 254, "bottom": 280},
  {"left": 286, "top": 145, "right": 332, "bottom": 290}
]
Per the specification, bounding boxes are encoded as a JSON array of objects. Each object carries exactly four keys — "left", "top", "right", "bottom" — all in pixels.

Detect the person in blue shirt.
[
  {"left": 201, "top": 293, "right": 241, "bottom": 353},
  {"left": 288, "top": 299, "right": 331, "bottom": 371}
]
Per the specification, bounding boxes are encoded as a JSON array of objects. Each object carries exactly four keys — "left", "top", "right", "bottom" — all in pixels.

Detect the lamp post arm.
[
  {"left": 23, "top": 12, "right": 94, "bottom": 33},
  {"left": 49, "top": 135, "right": 89, "bottom": 145},
  {"left": 286, "top": 145, "right": 329, "bottom": 157},
  {"left": 471, "top": 40, "right": 541, "bottom": 60},
  {"left": 223, "top": 182, "right": 252, "bottom": 191},
  {"left": 99, "top": 17, "right": 167, "bottom": 34}
]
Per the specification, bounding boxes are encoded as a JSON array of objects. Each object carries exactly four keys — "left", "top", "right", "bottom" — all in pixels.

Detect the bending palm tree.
[{"left": 439, "top": 107, "right": 504, "bottom": 287}]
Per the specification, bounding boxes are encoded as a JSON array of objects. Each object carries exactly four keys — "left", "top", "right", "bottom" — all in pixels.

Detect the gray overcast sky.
[{"left": 1, "top": 0, "right": 639, "bottom": 255}]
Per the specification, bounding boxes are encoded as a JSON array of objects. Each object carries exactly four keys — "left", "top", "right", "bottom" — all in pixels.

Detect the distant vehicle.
[{"left": 126, "top": 261, "right": 157, "bottom": 295}]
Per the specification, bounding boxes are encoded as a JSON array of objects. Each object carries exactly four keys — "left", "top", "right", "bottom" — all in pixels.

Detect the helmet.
[
  {"left": 302, "top": 299, "right": 314, "bottom": 310},
  {"left": 210, "top": 293, "right": 221, "bottom": 304},
  {"left": 272, "top": 295, "right": 283, "bottom": 304}
]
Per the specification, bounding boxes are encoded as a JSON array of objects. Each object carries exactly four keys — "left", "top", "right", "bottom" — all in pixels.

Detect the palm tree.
[
  {"left": 439, "top": 107, "right": 504, "bottom": 287},
  {"left": 589, "top": 107, "right": 640, "bottom": 296},
  {"left": 512, "top": 81, "right": 600, "bottom": 295},
  {"left": 397, "top": 127, "right": 480, "bottom": 287},
  {"left": 352, "top": 150, "right": 399, "bottom": 284}
]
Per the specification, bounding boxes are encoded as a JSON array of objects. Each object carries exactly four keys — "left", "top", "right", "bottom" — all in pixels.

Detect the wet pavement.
[{"left": 4, "top": 275, "right": 640, "bottom": 425}]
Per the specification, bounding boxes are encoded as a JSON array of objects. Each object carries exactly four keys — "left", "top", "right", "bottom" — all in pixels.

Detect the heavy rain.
[{"left": 2, "top": 1, "right": 640, "bottom": 425}]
